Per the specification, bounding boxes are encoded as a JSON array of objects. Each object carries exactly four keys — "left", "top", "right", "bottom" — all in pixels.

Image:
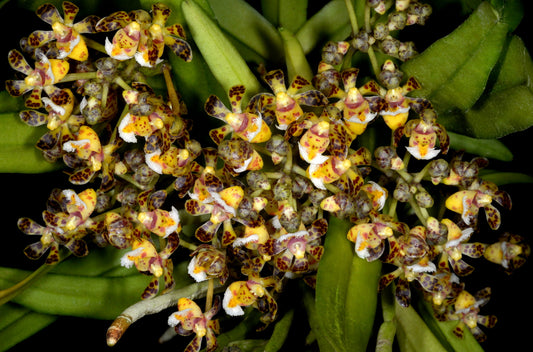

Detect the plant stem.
[
  {"left": 345, "top": 0, "right": 360, "bottom": 36},
  {"left": 364, "top": 4, "right": 380, "bottom": 77},
  {"left": 106, "top": 280, "right": 223, "bottom": 346}
]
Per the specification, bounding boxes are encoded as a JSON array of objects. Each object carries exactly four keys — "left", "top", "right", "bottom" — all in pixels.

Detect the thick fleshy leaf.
[
  {"left": 182, "top": 0, "right": 263, "bottom": 105},
  {"left": 315, "top": 216, "right": 381, "bottom": 352},
  {"left": 402, "top": 2, "right": 508, "bottom": 112},
  {"left": 395, "top": 298, "right": 449, "bottom": 352},
  {"left": 448, "top": 132, "right": 513, "bottom": 161},
  {"left": 0, "top": 92, "right": 61, "bottom": 173},
  {"left": 415, "top": 298, "right": 484, "bottom": 352},
  {"left": 402, "top": 2, "right": 533, "bottom": 138},
  {"left": 0, "top": 266, "right": 152, "bottom": 319},
  {"left": 263, "top": 309, "right": 294, "bottom": 352},
  {"left": 0, "top": 303, "right": 57, "bottom": 352},
  {"left": 207, "top": 0, "right": 284, "bottom": 63},
  {"left": 261, "top": 0, "right": 308, "bottom": 33}
]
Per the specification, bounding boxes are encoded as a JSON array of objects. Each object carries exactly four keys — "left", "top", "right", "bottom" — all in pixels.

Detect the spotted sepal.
[
  {"left": 20, "top": 110, "right": 48, "bottom": 126},
  {"left": 263, "top": 69, "right": 286, "bottom": 94},
  {"left": 195, "top": 220, "right": 221, "bottom": 242},
  {"left": 69, "top": 166, "right": 96, "bottom": 185},
  {"left": 205, "top": 94, "right": 230, "bottom": 121},
  {"left": 449, "top": 257, "right": 475, "bottom": 276},
  {"left": 394, "top": 277, "right": 411, "bottom": 307},
  {"left": 341, "top": 67, "right": 360, "bottom": 90},
  {"left": 95, "top": 11, "right": 131, "bottom": 32}
]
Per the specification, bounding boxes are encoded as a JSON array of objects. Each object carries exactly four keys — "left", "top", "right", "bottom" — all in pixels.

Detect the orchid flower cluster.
[{"left": 5, "top": 1, "right": 530, "bottom": 350}]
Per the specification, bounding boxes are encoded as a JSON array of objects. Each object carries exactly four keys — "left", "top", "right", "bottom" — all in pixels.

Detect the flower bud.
[
  {"left": 415, "top": 190, "right": 434, "bottom": 208},
  {"left": 428, "top": 159, "right": 449, "bottom": 184},
  {"left": 300, "top": 205, "right": 318, "bottom": 225},
  {"left": 398, "top": 41, "right": 417, "bottom": 61},
  {"left": 380, "top": 36, "right": 400, "bottom": 57},
  {"left": 247, "top": 171, "right": 271, "bottom": 191},
  {"left": 388, "top": 12, "right": 407, "bottom": 31},
  {"left": 273, "top": 174, "right": 293, "bottom": 201},
  {"left": 394, "top": 179, "right": 411, "bottom": 202},
  {"left": 373, "top": 22, "right": 389, "bottom": 41}
]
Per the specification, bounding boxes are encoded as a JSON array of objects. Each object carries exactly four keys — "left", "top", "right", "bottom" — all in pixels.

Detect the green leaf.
[
  {"left": 263, "top": 0, "right": 308, "bottom": 33},
  {"left": 206, "top": 0, "right": 284, "bottom": 63},
  {"left": 0, "top": 303, "right": 56, "bottom": 352},
  {"left": 394, "top": 299, "right": 449, "bottom": 352},
  {"left": 443, "top": 84, "right": 533, "bottom": 138},
  {"left": 0, "top": 92, "right": 61, "bottom": 173},
  {"left": 315, "top": 216, "right": 381, "bottom": 352},
  {"left": 279, "top": 27, "right": 314, "bottom": 82},
  {"left": 490, "top": 0, "right": 524, "bottom": 31},
  {"left": 214, "top": 310, "right": 262, "bottom": 351},
  {"left": 402, "top": 2, "right": 508, "bottom": 112},
  {"left": 0, "top": 266, "right": 152, "bottom": 319},
  {"left": 181, "top": 0, "right": 263, "bottom": 104},
  {"left": 415, "top": 298, "right": 484, "bottom": 352},
  {"left": 478, "top": 171, "right": 533, "bottom": 185},
  {"left": 375, "top": 288, "right": 397, "bottom": 352},
  {"left": 491, "top": 35, "right": 533, "bottom": 93},
  {"left": 402, "top": 2, "right": 533, "bottom": 138},
  {"left": 295, "top": 0, "right": 353, "bottom": 54},
  {"left": 264, "top": 309, "right": 295, "bottom": 352},
  {"left": 448, "top": 131, "right": 513, "bottom": 161}
]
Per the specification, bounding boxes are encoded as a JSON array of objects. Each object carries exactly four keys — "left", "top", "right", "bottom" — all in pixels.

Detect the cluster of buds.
[
  {"left": 348, "top": 0, "right": 433, "bottom": 61},
  {"left": 6, "top": 1, "right": 529, "bottom": 350}
]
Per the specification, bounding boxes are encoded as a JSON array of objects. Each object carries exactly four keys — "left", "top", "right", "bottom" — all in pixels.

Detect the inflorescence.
[{"left": 5, "top": 1, "right": 530, "bottom": 350}]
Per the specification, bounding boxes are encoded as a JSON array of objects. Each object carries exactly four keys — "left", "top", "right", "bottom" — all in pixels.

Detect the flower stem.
[
  {"left": 162, "top": 63, "right": 181, "bottom": 116},
  {"left": 59, "top": 71, "right": 98, "bottom": 83},
  {"left": 0, "top": 251, "right": 70, "bottom": 306},
  {"left": 364, "top": 4, "right": 380, "bottom": 77},
  {"left": 345, "top": 0, "right": 360, "bottom": 36},
  {"left": 83, "top": 35, "right": 107, "bottom": 54},
  {"left": 205, "top": 278, "right": 214, "bottom": 311}
]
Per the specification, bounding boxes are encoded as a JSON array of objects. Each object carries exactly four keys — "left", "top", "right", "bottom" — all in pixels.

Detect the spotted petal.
[
  {"left": 68, "top": 166, "right": 96, "bottom": 185},
  {"left": 35, "top": 3, "right": 62, "bottom": 25},
  {"left": 288, "top": 75, "right": 311, "bottom": 94},
  {"left": 165, "top": 36, "right": 192, "bottom": 62},
  {"left": 165, "top": 23, "right": 186, "bottom": 38},
  {"left": 64, "top": 237, "right": 89, "bottom": 257},
  {"left": 294, "top": 89, "right": 328, "bottom": 107},
  {"left": 28, "top": 30, "right": 56, "bottom": 48},
  {"left": 449, "top": 257, "right": 474, "bottom": 276},
  {"left": 8, "top": 50, "right": 32, "bottom": 75},
  {"left": 461, "top": 242, "right": 485, "bottom": 258},
  {"left": 484, "top": 204, "right": 501, "bottom": 230},
  {"left": 73, "top": 15, "right": 100, "bottom": 34},
  {"left": 23, "top": 241, "right": 50, "bottom": 260},
  {"left": 195, "top": 220, "right": 221, "bottom": 242}
]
